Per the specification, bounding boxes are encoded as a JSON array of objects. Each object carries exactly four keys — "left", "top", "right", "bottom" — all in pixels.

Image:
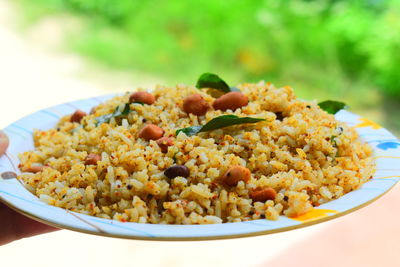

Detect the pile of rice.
[{"left": 17, "top": 82, "right": 375, "bottom": 224}]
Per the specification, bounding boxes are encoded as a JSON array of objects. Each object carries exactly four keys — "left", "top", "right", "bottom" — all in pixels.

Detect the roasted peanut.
[
  {"left": 164, "top": 165, "right": 190, "bottom": 179},
  {"left": 182, "top": 94, "right": 210, "bottom": 116},
  {"left": 0, "top": 131, "right": 9, "bottom": 157},
  {"left": 222, "top": 165, "right": 251, "bottom": 186},
  {"left": 129, "top": 91, "right": 155, "bottom": 105},
  {"left": 70, "top": 110, "right": 87, "bottom": 123},
  {"left": 212, "top": 92, "right": 248, "bottom": 111},
  {"left": 249, "top": 187, "right": 277, "bottom": 202},
  {"left": 24, "top": 165, "right": 45, "bottom": 173},
  {"left": 156, "top": 137, "right": 174, "bottom": 153},
  {"left": 85, "top": 153, "right": 101, "bottom": 165},
  {"left": 138, "top": 124, "right": 164, "bottom": 141}
]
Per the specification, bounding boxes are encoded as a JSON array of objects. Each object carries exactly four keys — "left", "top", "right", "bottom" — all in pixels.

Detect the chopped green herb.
[
  {"left": 196, "top": 73, "right": 240, "bottom": 95},
  {"left": 330, "top": 135, "right": 338, "bottom": 147},
  {"left": 95, "top": 102, "right": 143, "bottom": 126},
  {"left": 318, "top": 100, "right": 347, "bottom": 114},
  {"left": 329, "top": 135, "right": 340, "bottom": 158},
  {"left": 172, "top": 151, "right": 179, "bottom": 163},
  {"left": 176, "top": 115, "right": 266, "bottom": 136}
]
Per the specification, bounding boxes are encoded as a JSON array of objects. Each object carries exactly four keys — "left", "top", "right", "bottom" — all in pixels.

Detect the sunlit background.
[
  {"left": 14, "top": 0, "right": 400, "bottom": 134},
  {"left": 1, "top": 0, "right": 399, "bottom": 266}
]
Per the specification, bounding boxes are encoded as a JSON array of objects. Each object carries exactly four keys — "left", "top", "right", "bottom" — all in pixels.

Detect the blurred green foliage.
[{"left": 17, "top": 0, "right": 400, "bottom": 101}]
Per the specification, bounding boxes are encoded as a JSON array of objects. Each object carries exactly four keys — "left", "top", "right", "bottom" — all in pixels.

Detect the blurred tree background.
[{"left": 16, "top": 0, "right": 400, "bottom": 134}]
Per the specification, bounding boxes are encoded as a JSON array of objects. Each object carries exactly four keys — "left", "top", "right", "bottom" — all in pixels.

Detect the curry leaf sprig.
[
  {"left": 318, "top": 100, "right": 348, "bottom": 115},
  {"left": 176, "top": 115, "right": 266, "bottom": 136},
  {"left": 196, "top": 73, "right": 240, "bottom": 95},
  {"left": 95, "top": 102, "right": 143, "bottom": 126}
]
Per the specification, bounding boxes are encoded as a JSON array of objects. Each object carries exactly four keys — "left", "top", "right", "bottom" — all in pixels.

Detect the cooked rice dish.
[{"left": 17, "top": 81, "right": 375, "bottom": 224}]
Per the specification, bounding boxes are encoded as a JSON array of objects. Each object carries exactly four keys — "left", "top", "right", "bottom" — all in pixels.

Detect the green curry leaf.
[
  {"left": 318, "top": 100, "right": 347, "bottom": 114},
  {"left": 176, "top": 115, "right": 265, "bottom": 136},
  {"left": 196, "top": 73, "right": 240, "bottom": 94},
  {"left": 95, "top": 102, "right": 143, "bottom": 126},
  {"left": 176, "top": 125, "right": 202, "bottom": 136}
]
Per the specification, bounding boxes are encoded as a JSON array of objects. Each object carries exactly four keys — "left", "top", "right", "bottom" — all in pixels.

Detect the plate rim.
[{"left": 1, "top": 181, "right": 398, "bottom": 241}]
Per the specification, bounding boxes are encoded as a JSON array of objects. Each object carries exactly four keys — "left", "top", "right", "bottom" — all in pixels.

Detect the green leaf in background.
[
  {"left": 318, "top": 100, "right": 347, "bottom": 114},
  {"left": 16, "top": 0, "right": 400, "bottom": 136},
  {"left": 196, "top": 73, "right": 239, "bottom": 94},
  {"left": 95, "top": 102, "right": 143, "bottom": 126},
  {"left": 176, "top": 115, "right": 266, "bottom": 136}
]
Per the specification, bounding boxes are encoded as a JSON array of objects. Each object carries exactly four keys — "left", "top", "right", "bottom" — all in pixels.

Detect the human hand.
[
  {"left": 0, "top": 202, "right": 58, "bottom": 245},
  {"left": 0, "top": 130, "right": 58, "bottom": 245}
]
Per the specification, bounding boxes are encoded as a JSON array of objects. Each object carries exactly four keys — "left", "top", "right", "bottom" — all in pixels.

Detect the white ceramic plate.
[{"left": 0, "top": 94, "right": 399, "bottom": 240}]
